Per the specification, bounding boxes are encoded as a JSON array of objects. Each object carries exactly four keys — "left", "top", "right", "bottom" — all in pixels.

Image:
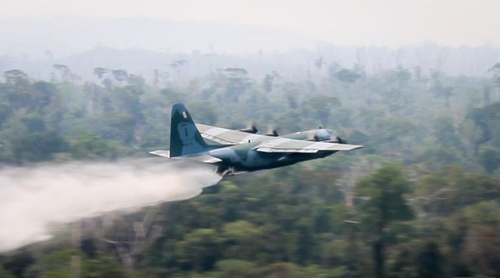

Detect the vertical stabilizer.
[{"left": 170, "top": 103, "right": 208, "bottom": 157}]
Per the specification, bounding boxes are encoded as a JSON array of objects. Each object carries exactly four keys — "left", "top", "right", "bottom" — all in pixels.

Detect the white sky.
[{"left": 2, "top": 0, "right": 500, "bottom": 46}]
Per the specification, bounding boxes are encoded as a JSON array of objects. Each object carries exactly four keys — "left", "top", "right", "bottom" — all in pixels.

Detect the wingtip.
[
  {"left": 350, "top": 144, "right": 364, "bottom": 150},
  {"left": 337, "top": 144, "right": 364, "bottom": 151}
]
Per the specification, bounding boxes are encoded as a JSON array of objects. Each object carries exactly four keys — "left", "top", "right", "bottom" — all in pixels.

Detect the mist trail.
[{"left": 0, "top": 158, "right": 222, "bottom": 253}]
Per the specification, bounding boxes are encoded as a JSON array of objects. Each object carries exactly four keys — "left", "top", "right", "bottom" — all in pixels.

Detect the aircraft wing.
[
  {"left": 254, "top": 138, "right": 363, "bottom": 153},
  {"left": 196, "top": 123, "right": 271, "bottom": 145}
]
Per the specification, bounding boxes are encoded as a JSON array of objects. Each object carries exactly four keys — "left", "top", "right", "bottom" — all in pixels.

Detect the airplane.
[{"left": 150, "top": 103, "right": 363, "bottom": 176}]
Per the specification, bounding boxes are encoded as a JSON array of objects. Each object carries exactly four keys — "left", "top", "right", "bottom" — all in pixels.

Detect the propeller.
[
  {"left": 326, "top": 131, "right": 348, "bottom": 144},
  {"left": 336, "top": 136, "right": 348, "bottom": 144},
  {"left": 239, "top": 122, "right": 258, "bottom": 134},
  {"left": 265, "top": 125, "right": 279, "bottom": 136}
]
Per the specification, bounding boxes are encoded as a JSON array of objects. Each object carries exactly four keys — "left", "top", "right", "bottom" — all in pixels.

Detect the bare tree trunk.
[
  {"left": 373, "top": 239, "right": 385, "bottom": 278},
  {"left": 97, "top": 208, "right": 164, "bottom": 271}
]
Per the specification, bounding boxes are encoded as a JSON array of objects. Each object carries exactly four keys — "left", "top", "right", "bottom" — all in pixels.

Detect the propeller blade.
[
  {"left": 239, "top": 121, "right": 258, "bottom": 134},
  {"left": 337, "top": 136, "right": 348, "bottom": 144},
  {"left": 307, "top": 131, "right": 318, "bottom": 141},
  {"left": 265, "top": 125, "right": 279, "bottom": 136}
]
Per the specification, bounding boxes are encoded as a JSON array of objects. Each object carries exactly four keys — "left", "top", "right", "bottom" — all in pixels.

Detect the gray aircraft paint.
[{"left": 151, "top": 103, "right": 362, "bottom": 176}]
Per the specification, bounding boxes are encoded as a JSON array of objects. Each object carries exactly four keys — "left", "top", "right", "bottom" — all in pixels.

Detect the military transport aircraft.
[{"left": 150, "top": 103, "right": 363, "bottom": 176}]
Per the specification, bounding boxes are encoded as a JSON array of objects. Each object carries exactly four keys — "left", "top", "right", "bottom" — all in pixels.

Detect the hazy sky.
[{"left": 2, "top": 0, "right": 500, "bottom": 46}]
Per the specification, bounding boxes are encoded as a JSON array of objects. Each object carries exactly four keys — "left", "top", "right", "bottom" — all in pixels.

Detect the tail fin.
[{"left": 170, "top": 103, "right": 208, "bottom": 157}]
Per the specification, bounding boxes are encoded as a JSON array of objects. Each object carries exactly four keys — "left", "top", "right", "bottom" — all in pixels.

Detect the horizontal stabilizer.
[
  {"left": 186, "top": 154, "right": 222, "bottom": 164},
  {"left": 149, "top": 150, "right": 170, "bottom": 158},
  {"left": 150, "top": 150, "right": 221, "bottom": 163},
  {"left": 149, "top": 150, "right": 222, "bottom": 163}
]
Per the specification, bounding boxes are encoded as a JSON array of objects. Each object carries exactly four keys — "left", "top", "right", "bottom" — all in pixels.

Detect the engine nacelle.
[{"left": 307, "top": 129, "right": 347, "bottom": 144}]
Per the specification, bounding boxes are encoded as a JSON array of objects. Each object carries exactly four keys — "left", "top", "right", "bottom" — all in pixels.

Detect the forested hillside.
[{"left": 1, "top": 54, "right": 500, "bottom": 277}]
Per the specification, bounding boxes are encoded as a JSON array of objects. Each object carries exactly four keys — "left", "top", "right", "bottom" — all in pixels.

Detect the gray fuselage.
[{"left": 207, "top": 138, "right": 336, "bottom": 175}]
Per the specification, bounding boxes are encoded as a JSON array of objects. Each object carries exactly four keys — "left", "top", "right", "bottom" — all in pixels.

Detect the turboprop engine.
[{"left": 307, "top": 128, "right": 347, "bottom": 144}]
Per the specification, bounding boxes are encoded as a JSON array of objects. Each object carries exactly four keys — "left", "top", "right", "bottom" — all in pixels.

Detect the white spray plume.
[{"left": 0, "top": 158, "right": 222, "bottom": 253}]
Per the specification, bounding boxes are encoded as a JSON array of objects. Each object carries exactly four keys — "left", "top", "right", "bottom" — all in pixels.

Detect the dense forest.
[{"left": 1, "top": 50, "right": 500, "bottom": 278}]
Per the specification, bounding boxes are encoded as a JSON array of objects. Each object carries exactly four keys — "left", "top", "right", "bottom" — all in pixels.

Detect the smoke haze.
[{"left": 0, "top": 159, "right": 222, "bottom": 253}]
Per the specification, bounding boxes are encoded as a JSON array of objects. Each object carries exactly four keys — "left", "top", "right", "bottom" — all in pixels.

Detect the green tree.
[
  {"left": 83, "top": 256, "right": 131, "bottom": 278},
  {"left": 416, "top": 241, "right": 444, "bottom": 278},
  {"left": 263, "top": 262, "right": 302, "bottom": 278},
  {"left": 53, "top": 64, "right": 73, "bottom": 83},
  {"left": 112, "top": 69, "right": 128, "bottom": 83},
  {"left": 356, "top": 164, "right": 415, "bottom": 278},
  {"left": 4, "top": 69, "right": 29, "bottom": 86},
  {"left": 9, "top": 130, "right": 68, "bottom": 163},
  {"left": 1, "top": 250, "right": 35, "bottom": 277},
  {"left": 332, "top": 68, "right": 362, "bottom": 84},
  {"left": 464, "top": 225, "right": 500, "bottom": 277},
  {"left": 91, "top": 111, "right": 136, "bottom": 143},
  {"left": 223, "top": 68, "right": 250, "bottom": 103},
  {"left": 93, "top": 67, "right": 107, "bottom": 79},
  {"left": 464, "top": 102, "right": 500, "bottom": 153},
  {"left": 0, "top": 267, "right": 15, "bottom": 278},
  {"left": 4, "top": 69, "right": 31, "bottom": 111},
  {"left": 432, "top": 114, "right": 461, "bottom": 148},
  {"left": 68, "top": 133, "right": 118, "bottom": 160},
  {"left": 188, "top": 101, "right": 218, "bottom": 125},
  {"left": 387, "top": 243, "right": 418, "bottom": 278},
  {"left": 223, "top": 221, "right": 261, "bottom": 261},
  {"left": 262, "top": 74, "right": 274, "bottom": 93},
  {"left": 428, "top": 73, "right": 453, "bottom": 109},
  {"left": 478, "top": 145, "right": 500, "bottom": 174},
  {"left": 303, "top": 96, "right": 341, "bottom": 127},
  {"left": 176, "top": 228, "right": 223, "bottom": 272},
  {"left": 211, "top": 259, "right": 260, "bottom": 278},
  {"left": 414, "top": 167, "right": 500, "bottom": 216},
  {"left": 31, "top": 81, "right": 57, "bottom": 112}
]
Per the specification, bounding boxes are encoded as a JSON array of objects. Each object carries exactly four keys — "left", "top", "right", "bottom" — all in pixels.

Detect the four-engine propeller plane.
[{"left": 150, "top": 103, "right": 363, "bottom": 176}]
